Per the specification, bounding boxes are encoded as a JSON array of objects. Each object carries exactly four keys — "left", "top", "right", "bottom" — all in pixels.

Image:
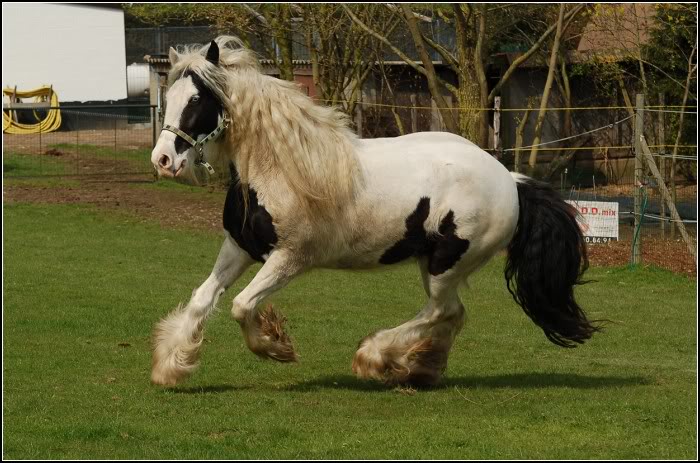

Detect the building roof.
[
  {"left": 78, "top": 3, "right": 124, "bottom": 11},
  {"left": 577, "top": 4, "right": 656, "bottom": 56},
  {"left": 490, "top": 4, "right": 658, "bottom": 70}
]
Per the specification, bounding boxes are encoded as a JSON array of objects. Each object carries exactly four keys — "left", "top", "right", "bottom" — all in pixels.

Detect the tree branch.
[
  {"left": 342, "top": 4, "right": 457, "bottom": 97},
  {"left": 488, "top": 3, "right": 585, "bottom": 103}
]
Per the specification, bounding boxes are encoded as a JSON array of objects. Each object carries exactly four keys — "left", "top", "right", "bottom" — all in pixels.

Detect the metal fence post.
[
  {"left": 114, "top": 113, "right": 119, "bottom": 172},
  {"left": 151, "top": 105, "right": 157, "bottom": 148},
  {"left": 39, "top": 112, "right": 43, "bottom": 174},
  {"left": 76, "top": 110, "right": 80, "bottom": 175},
  {"left": 632, "top": 94, "right": 644, "bottom": 266}
]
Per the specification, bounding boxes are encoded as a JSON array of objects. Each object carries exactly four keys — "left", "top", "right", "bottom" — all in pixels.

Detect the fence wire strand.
[
  {"left": 3, "top": 101, "right": 696, "bottom": 269},
  {"left": 503, "top": 115, "right": 634, "bottom": 152}
]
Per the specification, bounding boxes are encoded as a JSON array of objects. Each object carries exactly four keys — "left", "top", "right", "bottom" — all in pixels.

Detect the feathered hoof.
[
  {"left": 352, "top": 335, "right": 447, "bottom": 387},
  {"left": 151, "top": 310, "right": 203, "bottom": 386},
  {"left": 151, "top": 354, "right": 197, "bottom": 386},
  {"left": 241, "top": 305, "right": 298, "bottom": 363}
]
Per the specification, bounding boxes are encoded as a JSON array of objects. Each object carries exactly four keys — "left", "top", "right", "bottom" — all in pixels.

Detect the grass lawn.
[
  {"left": 3, "top": 152, "right": 68, "bottom": 177},
  {"left": 3, "top": 202, "right": 697, "bottom": 459},
  {"left": 3, "top": 144, "right": 152, "bottom": 179},
  {"left": 48, "top": 143, "right": 152, "bottom": 164}
]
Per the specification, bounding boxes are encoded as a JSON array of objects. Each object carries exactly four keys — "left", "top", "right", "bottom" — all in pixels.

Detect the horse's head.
[{"left": 151, "top": 41, "right": 229, "bottom": 185}]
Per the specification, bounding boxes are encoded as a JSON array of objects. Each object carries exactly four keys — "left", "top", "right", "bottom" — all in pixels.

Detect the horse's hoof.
[
  {"left": 151, "top": 366, "right": 186, "bottom": 386},
  {"left": 151, "top": 307, "right": 202, "bottom": 386},
  {"left": 352, "top": 335, "right": 446, "bottom": 387},
  {"left": 243, "top": 305, "right": 298, "bottom": 362}
]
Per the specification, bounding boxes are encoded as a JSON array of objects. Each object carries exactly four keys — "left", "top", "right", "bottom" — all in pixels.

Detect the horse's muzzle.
[{"left": 155, "top": 158, "right": 186, "bottom": 178}]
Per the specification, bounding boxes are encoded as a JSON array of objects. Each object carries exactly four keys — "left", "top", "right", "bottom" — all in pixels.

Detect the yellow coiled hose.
[{"left": 3, "top": 86, "right": 61, "bottom": 134}]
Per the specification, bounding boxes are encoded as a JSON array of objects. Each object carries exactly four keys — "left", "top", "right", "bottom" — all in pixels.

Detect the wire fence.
[
  {"left": 3, "top": 97, "right": 696, "bottom": 271},
  {"left": 3, "top": 105, "right": 156, "bottom": 178}
]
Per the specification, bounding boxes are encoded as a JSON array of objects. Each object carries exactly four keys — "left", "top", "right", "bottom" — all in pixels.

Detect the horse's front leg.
[
  {"left": 151, "top": 234, "right": 253, "bottom": 386},
  {"left": 231, "top": 250, "right": 303, "bottom": 362}
]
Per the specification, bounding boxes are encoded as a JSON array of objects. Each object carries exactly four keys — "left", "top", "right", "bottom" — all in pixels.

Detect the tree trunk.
[
  {"left": 400, "top": 4, "right": 457, "bottom": 133},
  {"left": 456, "top": 66, "right": 482, "bottom": 142},
  {"left": 474, "top": 4, "right": 490, "bottom": 147},
  {"left": 528, "top": 3, "right": 566, "bottom": 174},
  {"left": 514, "top": 106, "right": 532, "bottom": 173},
  {"left": 669, "top": 39, "right": 697, "bottom": 238},
  {"left": 454, "top": 4, "right": 481, "bottom": 142},
  {"left": 304, "top": 7, "right": 321, "bottom": 97},
  {"left": 559, "top": 54, "right": 572, "bottom": 138},
  {"left": 658, "top": 93, "right": 666, "bottom": 237},
  {"left": 273, "top": 4, "right": 294, "bottom": 81}
]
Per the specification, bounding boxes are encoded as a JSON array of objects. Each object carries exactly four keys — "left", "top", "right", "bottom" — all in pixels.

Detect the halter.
[{"left": 161, "top": 116, "right": 230, "bottom": 175}]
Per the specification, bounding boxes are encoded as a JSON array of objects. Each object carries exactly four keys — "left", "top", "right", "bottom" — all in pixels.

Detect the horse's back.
[
  {"left": 341, "top": 132, "right": 519, "bottom": 270},
  {"left": 355, "top": 131, "right": 515, "bottom": 212}
]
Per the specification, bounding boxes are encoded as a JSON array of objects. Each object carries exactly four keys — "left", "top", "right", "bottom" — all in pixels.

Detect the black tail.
[{"left": 505, "top": 175, "right": 600, "bottom": 347}]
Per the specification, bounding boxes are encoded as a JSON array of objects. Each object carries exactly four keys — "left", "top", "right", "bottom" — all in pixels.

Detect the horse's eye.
[{"left": 191, "top": 95, "right": 200, "bottom": 103}]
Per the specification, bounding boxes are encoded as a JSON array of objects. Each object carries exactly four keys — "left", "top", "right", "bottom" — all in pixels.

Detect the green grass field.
[
  {"left": 47, "top": 143, "right": 152, "bottom": 163},
  {"left": 3, "top": 202, "right": 697, "bottom": 459},
  {"left": 3, "top": 152, "right": 68, "bottom": 177},
  {"left": 3, "top": 144, "right": 152, "bottom": 178}
]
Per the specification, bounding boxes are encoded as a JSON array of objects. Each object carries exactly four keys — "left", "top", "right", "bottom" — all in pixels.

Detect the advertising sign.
[{"left": 565, "top": 200, "right": 619, "bottom": 244}]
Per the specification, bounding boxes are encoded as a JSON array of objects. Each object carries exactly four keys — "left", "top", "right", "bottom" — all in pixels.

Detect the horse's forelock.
[{"left": 168, "top": 36, "right": 258, "bottom": 88}]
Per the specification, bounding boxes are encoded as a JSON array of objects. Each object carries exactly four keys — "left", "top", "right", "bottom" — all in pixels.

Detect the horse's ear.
[
  {"left": 169, "top": 47, "right": 179, "bottom": 65},
  {"left": 205, "top": 40, "right": 219, "bottom": 66}
]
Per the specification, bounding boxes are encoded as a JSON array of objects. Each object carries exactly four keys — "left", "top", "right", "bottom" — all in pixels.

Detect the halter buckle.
[{"left": 200, "top": 161, "right": 215, "bottom": 175}]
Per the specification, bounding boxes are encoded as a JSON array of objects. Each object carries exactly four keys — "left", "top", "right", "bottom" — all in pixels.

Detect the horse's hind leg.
[
  {"left": 353, "top": 259, "right": 466, "bottom": 386},
  {"left": 151, "top": 234, "right": 253, "bottom": 386}
]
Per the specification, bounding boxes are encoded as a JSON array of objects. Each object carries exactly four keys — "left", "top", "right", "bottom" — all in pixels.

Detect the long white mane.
[{"left": 169, "top": 36, "right": 360, "bottom": 213}]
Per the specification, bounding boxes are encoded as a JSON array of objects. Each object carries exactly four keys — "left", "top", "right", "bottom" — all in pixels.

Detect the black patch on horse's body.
[
  {"left": 379, "top": 197, "right": 470, "bottom": 275},
  {"left": 428, "top": 211, "right": 471, "bottom": 275},
  {"left": 379, "top": 197, "right": 431, "bottom": 264},
  {"left": 223, "top": 165, "right": 278, "bottom": 262},
  {"left": 174, "top": 71, "right": 223, "bottom": 154}
]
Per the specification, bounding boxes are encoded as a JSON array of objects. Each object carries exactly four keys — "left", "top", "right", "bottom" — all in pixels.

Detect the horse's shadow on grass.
[
  {"left": 167, "top": 384, "right": 254, "bottom": 394},
  {"left": 281, "top": 372, "right": 652, "bottom": 393},
  {"left": 163, "top": 373, "right": 651, "bottom": 395}
]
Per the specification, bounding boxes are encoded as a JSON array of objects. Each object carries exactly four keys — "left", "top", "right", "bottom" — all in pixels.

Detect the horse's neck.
[{"left": 227, "top": 72, "right": 360, "bottom": 215}]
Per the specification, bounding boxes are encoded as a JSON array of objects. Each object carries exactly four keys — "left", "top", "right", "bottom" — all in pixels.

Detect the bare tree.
[
  {"left": 528, "top": 4, "right": 567, "bottom": 172},
  {"left": 344, "top": 3, "right": 585, "bottom": 147}
]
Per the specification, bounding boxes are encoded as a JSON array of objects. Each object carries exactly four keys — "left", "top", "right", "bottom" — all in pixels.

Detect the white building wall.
[{"left": 2, "top": 3, "right": 127, "bottom": 102}]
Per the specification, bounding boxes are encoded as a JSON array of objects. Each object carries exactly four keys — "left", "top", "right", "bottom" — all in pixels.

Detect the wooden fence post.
[
  {"left": 410, "top": 94, "right": 418, "bottom": 133},
  {"left": 355, "top": 91, "right": 363, "bottom": 138}
]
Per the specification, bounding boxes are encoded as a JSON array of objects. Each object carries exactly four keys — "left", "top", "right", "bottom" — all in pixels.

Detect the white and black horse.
[{"left": 150, "top": 37, "right": 599, "bottom": 387}]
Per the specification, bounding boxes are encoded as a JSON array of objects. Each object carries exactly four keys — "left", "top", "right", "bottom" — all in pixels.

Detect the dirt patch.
[
  {"left": 578, "top": 183, "right": 697, "bottom": 198},
  {"left": 587, "top": 239, "right": 696, "bottom": 277},
  {"left": 4, "top": 171, "right": 696, "bottom": 277},
  {"left": 43, "top": 148, "right": 65, "bottom": 157},
  {"left": 3, "top": 128, "right": 153, "bottom": 152},
  {"left": 4, "top": 176, "right": 226, "bottom": 233}
]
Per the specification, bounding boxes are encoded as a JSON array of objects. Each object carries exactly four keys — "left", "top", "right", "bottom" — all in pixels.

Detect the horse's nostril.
[{"left": 158, "top": 155, "right": 171, "bottom": 168}]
